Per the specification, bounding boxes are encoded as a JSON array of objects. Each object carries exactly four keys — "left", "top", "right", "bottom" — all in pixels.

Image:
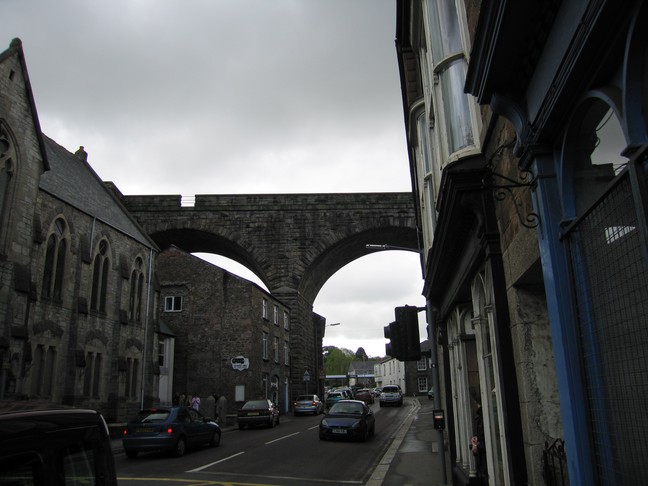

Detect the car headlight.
[
  {"left": 350, "top": 420, "right": 361, "bottom": 429},
  {"left": 321, "top": 419, "right": 329, "bottom": 427}
]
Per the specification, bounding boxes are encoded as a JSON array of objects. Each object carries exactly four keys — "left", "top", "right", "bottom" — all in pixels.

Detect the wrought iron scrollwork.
[{"left": 482, "top": 137, "right": 540, "bottom": 229}]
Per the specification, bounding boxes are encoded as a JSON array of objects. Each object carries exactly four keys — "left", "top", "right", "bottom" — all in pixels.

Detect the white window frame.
[
  {"left": 284, "top": 341, "right": 290, "bottom": 365},
  {"left": 273, "top": 305, "right": 279, "bottom": 325},
  {"left": 164, "top": 295, "right": 182, "bottom": 312},
  {"left": 417, "top": 356, "right": 428, "bottom": 371},
  {"left": 262, "top": 299, "right": 268, "bottom": 320},
  {"left": 273, "top": 336, "right": 279, "bottom": 363},
  {"left": 262, "top": 332, "right": 269, "bottom": 360},
  {"left": 283, "top": 311, "right": 290, "bottom": 330},
  {"left": 418, "top": 377, "right": 428, "bottom": 393}
]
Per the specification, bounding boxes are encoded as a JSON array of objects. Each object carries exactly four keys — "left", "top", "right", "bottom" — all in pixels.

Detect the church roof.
[{"left": 39, "top": 135, "right": 157, "bottom": 249}]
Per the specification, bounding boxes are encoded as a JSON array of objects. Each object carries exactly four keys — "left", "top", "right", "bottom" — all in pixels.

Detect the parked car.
[
  {"left": 354, "top": 388, "right": 375, "bottom": 405},
  {"left": 293, "top": 394, "right": 324, "bottom": 415},
  {"left": 237, "top": 399, "right": 280, "bottom": 429},
  {"left": 373, "top": 387, "right": 382, "bottom": 397},
  {"left": 379, "top": 384, "right": 403, "bottom": 407},
  {"left": 325, "top": 391, "right": 345, "bottom": 409},
  {"left": 122, "top": 406, "right": 220, "bottom": 458},
  {"left": 319, "top": 399, "right": 375, "bottom": 442},
  {"left": 0, "top": 403, "right": 118, "bottom": 485}
]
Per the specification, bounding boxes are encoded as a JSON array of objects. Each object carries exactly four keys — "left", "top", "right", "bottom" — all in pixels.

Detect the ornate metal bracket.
[
  {"left": 482, "top": 138, "right": 540, "bottom": 229},
  {"left": 482, "top": 169, "right": 540, "bottom": 229}
]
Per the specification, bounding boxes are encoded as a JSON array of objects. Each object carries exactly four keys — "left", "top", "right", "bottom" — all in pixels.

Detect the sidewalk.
[
  {"left": 110, "top": 397, "right": 450, "bottom": 486},
  {"left": 367, "top": 396, "right": 450, "bottom": 486}
]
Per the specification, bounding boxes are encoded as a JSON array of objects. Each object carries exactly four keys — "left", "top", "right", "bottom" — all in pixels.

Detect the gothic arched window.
[
  {"left": 90, "top": 239, "right": 110, "bottom": 312},
  {"left": 42, "top": 218, "right": 68, "bottom": 302},
  {"left": 128, "top": 257, "right": 146, "bottom": 323}
]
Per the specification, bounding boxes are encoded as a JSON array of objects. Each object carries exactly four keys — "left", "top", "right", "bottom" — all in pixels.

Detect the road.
[{"left": 115, "top": 400, "right": 414, "bottom": 486}]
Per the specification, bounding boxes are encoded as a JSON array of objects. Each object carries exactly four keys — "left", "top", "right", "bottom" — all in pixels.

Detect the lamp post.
[
  {"left": 365, "top": 243, "right": 447, "bottom": 485},
  {"left": 320, "top": 323, "right": 341, "bottom": 397}
]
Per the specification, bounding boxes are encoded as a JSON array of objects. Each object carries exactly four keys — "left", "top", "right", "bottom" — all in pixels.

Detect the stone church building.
[{"left": 0, "top": 39, "right": 318, "bottom": 422}]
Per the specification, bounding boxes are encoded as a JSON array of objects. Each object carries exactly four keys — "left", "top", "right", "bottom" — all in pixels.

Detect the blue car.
[
  {"left": 319, "top": 399, "right": 375, "bottom": 442},
  {"left": 122, "top": 406, "right": 221, "bottom": 458}
]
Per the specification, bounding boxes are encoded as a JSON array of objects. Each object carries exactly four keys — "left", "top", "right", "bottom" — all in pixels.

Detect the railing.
[{"left": 542, "top": 438, "right": 569, "bottom": 486}]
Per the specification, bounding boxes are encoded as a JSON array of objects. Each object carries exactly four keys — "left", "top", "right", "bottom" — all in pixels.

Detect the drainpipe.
[
  {"left": 140, "top": 248, "right": 154, "bottom": 409},
  {"left": 427, "top": 299, "right": 447, "bottom": 485}
]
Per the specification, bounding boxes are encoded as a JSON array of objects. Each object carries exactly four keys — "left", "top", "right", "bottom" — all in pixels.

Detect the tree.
[
  {"left": 323, "top": 346, "right": 355, "bottom": 375},
  {"left": 355, "top": 347, "right": 368, "bottom": 361}
]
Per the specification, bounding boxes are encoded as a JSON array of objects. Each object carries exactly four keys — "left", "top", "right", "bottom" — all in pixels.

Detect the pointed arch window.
[
  {"left": 42, "top": 218, "right": 68, "bottom": 302},
  {"left": 90, "top": 239, "right": 110, "bottom": 313},
  {"left": 0, "top": 123, "right": 15, "bottom": 240},
  {"left": 128, "top": 257, "right": 146, "bottom": 323}
]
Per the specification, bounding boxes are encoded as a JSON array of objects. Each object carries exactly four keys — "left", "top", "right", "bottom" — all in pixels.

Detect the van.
[{"left": 0, "top": 402, "right": 117, "bottom": 485}]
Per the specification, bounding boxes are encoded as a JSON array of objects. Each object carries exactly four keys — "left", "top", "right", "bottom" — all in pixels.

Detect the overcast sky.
[{"left": 7, "top": 0, "right": 428, "bottom": 357}]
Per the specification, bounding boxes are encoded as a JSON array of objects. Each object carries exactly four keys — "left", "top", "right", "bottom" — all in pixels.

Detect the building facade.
[
  {"left": 397, "top": 1, "right": 648, "bottom": 485},
  {"left": 374, "top": 357, "right": 406, "bottom": 392},
  {"left": 157, "top": 246, "right": 294, "bottom": 414},
  {"left": 0, "top": 39, "right": 162, "bottom": 422}
]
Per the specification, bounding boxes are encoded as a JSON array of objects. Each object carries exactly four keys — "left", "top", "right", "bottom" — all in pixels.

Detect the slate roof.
[{"left": 39, "top": 135, "right": 157, "bottom": 249}]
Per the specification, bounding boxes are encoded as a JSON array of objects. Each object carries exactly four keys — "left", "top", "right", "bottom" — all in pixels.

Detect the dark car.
[
  {"left": 319, "top": 399, "right": 375, "bottom": 442},
  {"left": 237, "top": 399, "right": 280, "bottom": 429},
  {"left": 122, "top": 406, "right": 221, "bottom": 458},
  {"left": 0, "top": 403, "right": 117, "bottom": 485},
  {"left": 293, "top": 394, "right": 324, "bottom": 415},
  {"left": 354, "top": 388, "right": 374, "bottom": 405}
]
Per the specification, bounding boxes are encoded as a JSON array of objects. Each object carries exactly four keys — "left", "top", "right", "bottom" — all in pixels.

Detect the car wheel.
[
  {"left": 125, "top": 449, "right": 138, "bottom": 459},
  {"left": 209, "top": 430, "right": 221, "bottom": 447},
  {"left": 370, "top": 423, "right": 375, "bottom": 436},
  {"left": 269, "top": 417, "right": 275, "bottom": 428},
  {"left": 238, "top": 423, "right": 246, "bottom": 430},
  {"left": 276, "top": 415, "right": 280, "bottom": 425},
  {"left": 175, "top": 437, "right": 187, "bottom": 457},
  {"left": 361, "top": 427, "right": 369, "bottom": 442}
]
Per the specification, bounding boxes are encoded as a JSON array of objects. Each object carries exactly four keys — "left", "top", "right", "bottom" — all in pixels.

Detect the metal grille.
[{"left": 565, "top": 171, "right": 648, "bottom": 484}]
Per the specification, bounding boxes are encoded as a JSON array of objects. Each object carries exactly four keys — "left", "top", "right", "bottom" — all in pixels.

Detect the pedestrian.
[
  {"left": 470, "top": 405, "right": 487, "bottom": 483},
  {"left": 191, "top": 394, "right": 201, "bottom": 411}
]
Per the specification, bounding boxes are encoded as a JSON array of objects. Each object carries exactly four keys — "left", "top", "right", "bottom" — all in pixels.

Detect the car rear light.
[
  {"left": 166, "top": 427, "right": 173, "bottom": 434},
  {"left": 123, "top": 429, "right": 128, "bottom": 436},
  {"left": 311, "top": 402, "right": 317, "bottom": 405}
]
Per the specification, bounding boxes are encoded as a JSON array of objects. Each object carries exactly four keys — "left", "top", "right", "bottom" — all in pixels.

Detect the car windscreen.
[
  {"left": 383, "top": 387, "right": 399, "bottom": 393},
  {"left": 242, "top": 400, "right": 268, "bottom": 409},
  {"left": 329, "top": 402, "right": 364, "bottom": 414},
  {"left": 296, "top": 396, "right": 314, "bottom": 401},
  {"left": 135, "top": 410, "right": 170, "bottom": 422}
]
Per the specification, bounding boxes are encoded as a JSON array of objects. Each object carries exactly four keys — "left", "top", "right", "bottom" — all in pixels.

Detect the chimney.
[{"left": 74, "top": 146, "right": 88, "bottom": 161}]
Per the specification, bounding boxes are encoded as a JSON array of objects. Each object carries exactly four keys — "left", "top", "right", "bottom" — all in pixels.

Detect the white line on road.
[
  {"left": 265, "top": 432, "right": 300, "bottom": 444},
  {"left": 307, "top": 424, "right": 319, "bottom": 430},
  {"left": 186, "top": 451, "right": 245, "bottom": 473}
]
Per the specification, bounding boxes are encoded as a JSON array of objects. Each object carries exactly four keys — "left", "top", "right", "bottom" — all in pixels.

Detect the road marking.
[
  {"left": 264, "top": 432, "right": 299, "bottom": 444},
  {"left": 186, "top": 452, "right": 246, "bottom": 473},
  {"left": 307, "top": 425, "right": 319, "bottom": 430}
]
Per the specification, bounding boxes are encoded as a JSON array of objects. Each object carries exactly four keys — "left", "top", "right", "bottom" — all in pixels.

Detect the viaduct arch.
[{"left": 122, "top": 192, "right": 418, "bottom": 391}]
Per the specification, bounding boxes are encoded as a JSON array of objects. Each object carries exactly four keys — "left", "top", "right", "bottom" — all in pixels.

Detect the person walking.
[{"left": 191, "top": 394, "right": 201, "bottom": 411}]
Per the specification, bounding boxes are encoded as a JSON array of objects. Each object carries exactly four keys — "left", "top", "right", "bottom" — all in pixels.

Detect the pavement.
[{"left": 110, "top": 396, "right": 450, "bottom": 486}]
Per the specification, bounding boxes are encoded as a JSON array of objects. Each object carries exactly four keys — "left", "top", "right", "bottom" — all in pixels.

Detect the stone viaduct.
[{"left": 121, "top": 192, "right": 418, "bottom": 392}]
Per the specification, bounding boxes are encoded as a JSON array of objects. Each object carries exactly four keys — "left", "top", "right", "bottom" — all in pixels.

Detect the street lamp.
[
  {"left": 365, "top": 244, "right": 422, "bottom": 253},
  {"left": 326, "top": 322, "right": 341, "bottom": 327}
]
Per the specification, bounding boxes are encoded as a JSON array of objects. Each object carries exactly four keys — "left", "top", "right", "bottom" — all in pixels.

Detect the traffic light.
[
  {"left": 384, "top": 321, "right": 403, "bottom": 359},
  {"left": 384, "top": 306, "right": 422, "bottom": 361}
]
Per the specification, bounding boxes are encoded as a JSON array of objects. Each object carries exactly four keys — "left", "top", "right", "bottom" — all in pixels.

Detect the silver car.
[
  {"left": 292, "top": 394, "right": 324, "bottom": 415},
  {"left": 379, "top": 384, "right": 403, "bottom": 407}
]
